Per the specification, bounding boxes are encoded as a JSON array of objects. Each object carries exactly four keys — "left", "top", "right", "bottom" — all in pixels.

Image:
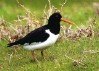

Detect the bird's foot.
[
  {"left": 30, "top": 58, "right": 39, "bottom": 63},
  {"left": 31, "top": 51, "right": 39, "bottom": 62},
  {"left": 41, "top": 50, "right": 46, "bottom": 60}
]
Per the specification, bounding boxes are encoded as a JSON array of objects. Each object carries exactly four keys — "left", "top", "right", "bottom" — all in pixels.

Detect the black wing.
[{"left": 7, "top": 25, "right": 49, "bottom": 47}]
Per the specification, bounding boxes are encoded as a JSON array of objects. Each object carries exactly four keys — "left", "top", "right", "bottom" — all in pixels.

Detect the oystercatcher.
[{"left": 7, "top": 12, "right": 73, "bottom": 60}]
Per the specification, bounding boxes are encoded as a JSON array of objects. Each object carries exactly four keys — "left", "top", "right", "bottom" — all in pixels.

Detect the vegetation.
[{"left": 0, "top": 0, "right": 99, "bottom": 71}]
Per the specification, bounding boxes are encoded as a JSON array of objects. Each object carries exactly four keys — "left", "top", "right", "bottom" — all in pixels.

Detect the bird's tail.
[
  {"left": 7, "top": 42, "right": 17, "bottom": 47},
  {"left": 7, "top": 38, "right": 24, "bottom": 47}
]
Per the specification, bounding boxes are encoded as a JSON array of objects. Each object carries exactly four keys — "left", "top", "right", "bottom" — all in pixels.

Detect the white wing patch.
[{"left": 23, "top": 29, "right": 59, "bottom": 50}]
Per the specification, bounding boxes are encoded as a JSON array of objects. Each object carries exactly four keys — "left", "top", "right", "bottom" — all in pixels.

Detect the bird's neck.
[{"left": 47, "top": 22, "right": 60, "bottom": 35}]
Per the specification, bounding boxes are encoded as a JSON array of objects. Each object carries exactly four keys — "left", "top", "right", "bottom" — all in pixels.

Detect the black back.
[
  {"left": 7, "top": 12, "right": 62, "bottom": 47},
  {"left": 7, "top": 25, "right": 49, "bottom": 46}
]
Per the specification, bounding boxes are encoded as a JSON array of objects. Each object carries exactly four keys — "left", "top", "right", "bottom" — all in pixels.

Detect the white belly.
[{"left": 23, "top": 29, "right": 59, "bottom": 50}]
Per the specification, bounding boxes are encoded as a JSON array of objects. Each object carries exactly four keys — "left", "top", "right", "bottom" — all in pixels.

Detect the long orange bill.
[{"left": 61, "top": 18, "right": 74, "bottom": 25}]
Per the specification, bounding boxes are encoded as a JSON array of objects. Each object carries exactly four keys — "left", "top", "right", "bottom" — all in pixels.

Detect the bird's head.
[
  {"left": 48, "top": 12, "right": 62, "bottom": 24},
  {"left": 48, "top": 12, "right": 74, "bottom": 25}
]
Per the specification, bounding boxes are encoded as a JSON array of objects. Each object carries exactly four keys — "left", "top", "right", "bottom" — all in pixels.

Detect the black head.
[
  {"left": 47, "top": 12, "right": 62, "bottom": 34},
  {"left": 48, "top": 12, "right": 62, "bottom": 24},
  {"left": 47, "top": 12, "right": 74, "bottom": 35}
]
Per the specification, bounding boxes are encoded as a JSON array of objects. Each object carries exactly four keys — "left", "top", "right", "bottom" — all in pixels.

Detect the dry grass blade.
[
  {"left": 62, "top": 17, "right": 96, "bottom": 41},
  {"left": 60, "top": 0, "right": 67, "bottom": 12},
  {"left": 83, "top": 50, "right": 99, "bottom": 54},
  {"left": 93, "top": 2, "right": 99, "bottom": 15},
  {"left": 65, "top": 54, "right": 85, "bottom": 66},
  {"left": 43, "top": 0, "right": 60, "bottom": 25}
]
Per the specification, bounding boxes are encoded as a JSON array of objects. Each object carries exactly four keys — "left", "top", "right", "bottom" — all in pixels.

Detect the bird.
[{"left": 7, "top": 12, "right": 74, "bottom": 61}]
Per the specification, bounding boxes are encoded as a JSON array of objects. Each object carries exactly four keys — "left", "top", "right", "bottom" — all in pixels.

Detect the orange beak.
[{"left": 61, "top": 18, "right": 74, "bottom": 25}]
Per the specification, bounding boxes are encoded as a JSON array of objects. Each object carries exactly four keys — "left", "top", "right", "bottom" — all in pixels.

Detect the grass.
[
  {"left": 0, "top": 0, "right": 99, "bottom": 71},
  {"left": 0, "top": 37, "right": 99, "bottom": 71}
]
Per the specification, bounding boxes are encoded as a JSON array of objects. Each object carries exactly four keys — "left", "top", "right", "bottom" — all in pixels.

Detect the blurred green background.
[
  {"left": 0, "top": 0, "right": 99, "bottom": 71},
  {"left": 0, "top": 0, "right": 99, "bottom": 22}
]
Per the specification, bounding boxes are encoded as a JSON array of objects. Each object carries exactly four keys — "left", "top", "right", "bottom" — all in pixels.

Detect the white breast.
[{"left": 23, "top": 29, "right": 59, "bottom": 50}]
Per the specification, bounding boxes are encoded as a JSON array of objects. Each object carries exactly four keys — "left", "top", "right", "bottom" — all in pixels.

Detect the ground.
[{"left": 0, "top": 0, "right": 99, "bottom": 71}]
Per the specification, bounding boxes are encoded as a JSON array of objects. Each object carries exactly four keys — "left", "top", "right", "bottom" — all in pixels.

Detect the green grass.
[
  {"left": 0, "top": 37, "right": 99, "bottom": 71},
  {"left": 0, "top": 0, "right": 99, "bottom": 71}
]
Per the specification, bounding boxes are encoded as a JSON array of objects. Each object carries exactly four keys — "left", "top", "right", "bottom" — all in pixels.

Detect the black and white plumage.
[
  {"left": 7, "top": 12, "right": 62, "bottom": 50},
  {"left": 7, "top": 12, "right": 73, "bottom": 60}
]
